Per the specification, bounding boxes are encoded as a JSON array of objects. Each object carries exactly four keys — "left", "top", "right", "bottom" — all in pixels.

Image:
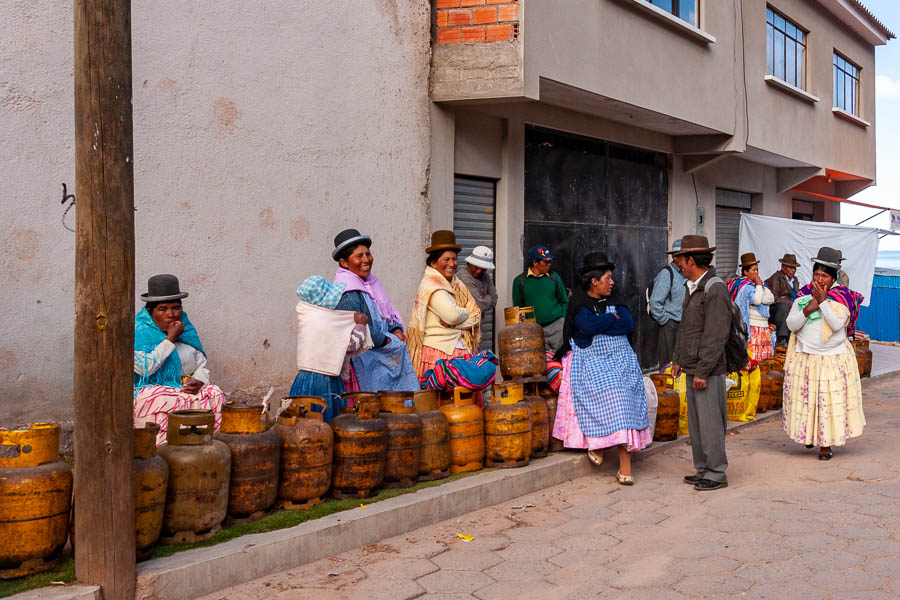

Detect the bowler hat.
[
  {"left": 140, "top": 274, "right": 188, "bottom": 303},
  {"left": 332, "top": 228, "right": 372, "bottom": 261},
  {"left": 739, "top": 253, "right": 760, "bottom": 268},
  {"left": 425, "top": 230, "right": 461, "bottom": 254},
  {"left": 778, "top": 253, "right": 800, "bottom": 267},
  {"left": 579, "top": 252, "right": 616, "bottom": 275},
  {"left": 672, "top": 235, "right": 716, "bottom": 256},
  {"left": 811, "top": 247, "right": 842, "bottom": 270}
]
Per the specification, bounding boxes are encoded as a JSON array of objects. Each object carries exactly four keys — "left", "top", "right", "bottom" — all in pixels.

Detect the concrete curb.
[{"left": 6, "top": 585, "right": 100, "bottom": 600}]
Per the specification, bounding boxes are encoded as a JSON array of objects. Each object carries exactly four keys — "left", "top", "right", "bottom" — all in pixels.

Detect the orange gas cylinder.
[
  {"left": 853, "top": 339, "right": 873, "bottom": 378},
  {"left": 484, "top": 383, "right": 531, "bottom": 468},
  {"left": 538, "top": 386, "right": 563, "bottom": 452},
  {"left": 525, "top": 396, "right": 550, "bottom": 458},
  {"left": 413, "top": 390, "right": 451, "bottom": 481},
  {"left": 498, "top": 323, "right": 547, "bottom": 378},
  {"left": 214, "top": 403, "right": 280, "bottom": 521},
  {"left": 378, "top": 391, "right": 423, "bottom": 489},
  {"left": 766, "top": 359, "right": 784, "bottom": 409},
  {"left": 650, "top": 374, "right": 678, "bottom": 442},
  {"left": 330, "top": 395, "right": 388, "bottom": 498},
  {"left": 0, "top": 423, "right": 73, "bottom": 578},
  {"left": 757, "top": 362, "right": 773, "bottom": 413},
  {"left": 134, "top": 423, "right": 168, "bottom": 561},
  {"left": 439, "top": 388, "right": 485, "bottom": 474},
  {"left": 274, "top": 397, "right": 334, "bottom": 510}
]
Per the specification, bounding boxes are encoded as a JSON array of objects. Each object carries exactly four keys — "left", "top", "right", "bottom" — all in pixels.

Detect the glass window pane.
[
  {"left": 767, "top": 25, "right": 774, "bottom": 75},
  {"left": 767, "top": 9, "right": 774, "bottom": 24},
  {"left": 851, "top": 80, "right": 856, "bottom": 114},
  {"left": 797, "top": 46, "right": 804, "bottom": 88},
  {"left": 775, "top": 33, "right": 785, "bottom": 80},
  {"left": 775, "top": 14, "right": 785, "bottom": 30},
  {"left": 680, "top": 0, "right": 697, "bottom": 26},
  {"left": 837, "top": 73, "right": 845, "bottom": 109},
  {"left": 651, "top": 0, "right": 674, "bottom": 13},
  {"left": 786, "top": 42, "right": 796, "bottom": 85},
  {"left": 834, "top": 66, "right": 839, "bottom": 106},
  {"left": 786, "top": 22, "right": 796, "bottom": 39}
]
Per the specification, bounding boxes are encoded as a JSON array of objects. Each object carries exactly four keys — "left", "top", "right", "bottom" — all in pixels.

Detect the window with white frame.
[
  {"left": 766, "top": 7, "right": 806, "bottom": 89},
  {"left": 833, "top": 52, "right": 860, "bottom": 115},
  {"left": 649, "top": 0, "right": 697, "bottom": 26}
]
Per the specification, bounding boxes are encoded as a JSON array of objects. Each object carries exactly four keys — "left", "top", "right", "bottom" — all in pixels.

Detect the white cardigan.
[{"left": 786, "top": 298, "right": 849, "bottom": 355}]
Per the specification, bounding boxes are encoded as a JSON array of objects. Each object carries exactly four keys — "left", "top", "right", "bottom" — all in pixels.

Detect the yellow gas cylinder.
[
  {"left": 484, "top": 383, "right": 531, "bottom": 468},
  {"left": 134, "top": 423, "right": 168, "bottom": 561},
  {"left": 538, "top": 386, "right": 564, "bottom": 452},
  {"left": 0, "top": 423, "right": 73, "bottom": 578},
  {"left": 413, "top": 390, "right": 451, "bottom": 482},
  {"left": 439, "top": 388, "right": 485, "bottom": 474},
  {"left": 158, "top": 410, "right": 231, "bottom": 544}
]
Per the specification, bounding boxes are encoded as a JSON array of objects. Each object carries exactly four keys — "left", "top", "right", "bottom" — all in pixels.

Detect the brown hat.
[
  {"left": 739, "top": 253, "right": 760, "bottom": 268},
  {"left": 425, "top": 230, "right": 461, "bottom": 254},
  {"left": 672, "top": 235, "right": 715, "bottom": 256},
  {"left": 778, "top": 253, "right": 800, "bottom": 267}
]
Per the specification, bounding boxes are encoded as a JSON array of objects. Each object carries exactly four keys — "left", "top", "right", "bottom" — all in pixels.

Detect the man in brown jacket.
[
  {"left": 671, "top": 235, "right": 732, "bottom": 491},
  {"left": 765, "top": 253, "right": 800, "bottom": 347}
]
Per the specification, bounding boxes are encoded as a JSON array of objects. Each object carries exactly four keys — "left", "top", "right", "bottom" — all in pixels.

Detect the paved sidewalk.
[{"left": 202, "top": 373, "right": 900, "bottom": 600}]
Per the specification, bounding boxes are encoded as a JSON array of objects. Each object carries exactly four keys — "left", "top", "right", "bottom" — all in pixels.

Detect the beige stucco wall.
[{"left": 1, "top": 2, "right": 432, "bottom": 425}]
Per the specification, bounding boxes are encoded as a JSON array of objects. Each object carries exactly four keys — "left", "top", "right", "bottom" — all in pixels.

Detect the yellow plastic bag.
[
  {"left": 663, "top": 366, "right": 690, "bottom": 435},
  {"left": 726, "top": 367, "right": 761, "bottom": 422}
]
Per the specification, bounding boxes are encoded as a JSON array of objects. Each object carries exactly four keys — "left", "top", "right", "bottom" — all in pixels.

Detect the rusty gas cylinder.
[
  {"left": 538, "top": 386, "right": 564, "bottom": 452},
  {"left": 158, "top": 410, "right": 231, "bottom": 544},
  {"left": 498, "top": 323, "right": 547, "bottom": 379},
  {"left": 757, "top": 362, "right": 773, "bottom": 413},
  {"left": 378, "top": 391, "right": 423, "bottom": 489},
  {"left": 330, "top": 394, "right": 388, "bottom": 499},
  {"left": 134, "top": 423, "right": 168, "bottom": 561},
  {"left": 484, "top": 383, "right": 531, "bottom": 468},
  {"left": 0, "top": 423, "right": 72, "bottom": 579},
  {"left": 214, "top": 403, "right": 280, "bottom": 522},
  {"left": 766, "top": 359, "right": 784, "bottom": 409},
  {"left": 774, "top": 346, "right": 787, "bottom": 369},
  {"left": 525, "top": 396, "right": 550, "bottom": 458},
  {"left": 854, "top": 339, "right": 873, "bottom": 378},
  {"left": 650, "top": 374, "right": 678, "bottom": 442},
  {"left": 273, "top": 397, "right": 334, "bottom": 510},
  {"left": 439, "top": 387, "right": 485, "bottom": 474},
  {"left": 413, "top": 390, "right": 451, "bottom": 481}
]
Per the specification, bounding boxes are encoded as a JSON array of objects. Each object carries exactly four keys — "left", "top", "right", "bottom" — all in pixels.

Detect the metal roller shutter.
[
  {"left": 453, "top": 176, "right": 496, "bottom": 352},
  {"left": 715, "top": 189, "right": 752, "bottom": 279}
]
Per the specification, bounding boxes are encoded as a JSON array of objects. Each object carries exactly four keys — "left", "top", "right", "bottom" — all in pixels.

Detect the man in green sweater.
[{"left": 512, "top": 245, "right": 569, "bottom": 352}]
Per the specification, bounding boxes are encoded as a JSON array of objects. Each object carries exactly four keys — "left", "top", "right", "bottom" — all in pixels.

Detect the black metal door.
[{"left": 524, "top": 126, "right": 669, "bottom": 370}]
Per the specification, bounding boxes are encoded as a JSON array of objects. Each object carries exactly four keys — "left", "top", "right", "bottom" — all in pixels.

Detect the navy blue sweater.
[{"left": 572, "top": 305, "right": 634, "bottom": 348}]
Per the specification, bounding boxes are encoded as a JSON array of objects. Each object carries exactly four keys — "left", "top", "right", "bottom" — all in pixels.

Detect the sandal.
[
  {"left": 616, "top": 471, "right": 634, "bottom": 486},
  {"left": 587, "top": 450, "right": 604, "bottom": 466}
]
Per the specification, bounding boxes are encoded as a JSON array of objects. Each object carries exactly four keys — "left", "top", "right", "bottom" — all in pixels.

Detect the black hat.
[
  {"left": 332, "top": 228, "right": 372, "bottom": 261},
  {"left": 140, "top": 274, "right": 188, "bottom": 303},
  {"left": 579, "top": 252, "right": 616, "bottom": 275},
  {"left": 812, "top": 247, "right": 842, "bottom": 270}
]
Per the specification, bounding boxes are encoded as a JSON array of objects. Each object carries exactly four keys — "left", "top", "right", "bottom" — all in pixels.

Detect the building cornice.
[{"left": 815, "top": 0, "right": 895, "bottom": 46}]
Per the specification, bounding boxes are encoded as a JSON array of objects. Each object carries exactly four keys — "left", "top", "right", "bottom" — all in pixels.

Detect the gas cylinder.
[
  {"left": 378, "top": 391, "right": 423, "bottom": 489},
  {"left": 525, "top": 396, "right": 550, "bottom": 458},
  {"left": 854, "top": 339, "right": 873, "bottom": 378},
  {"left": 330, "top": 394, "right": 388, "bottom": 498},
  {"left": 439, "top": 387, "right": 485, "bottom": 474},
  {"left": 766, "top": 359, "right": 784, "bottom": 409},
  {"left": 757, "top": 362, "right": 773, "bottom": 413},
  {"left": 413, "top": 390, "right": 451, "bottom": 481},
  {"left": 134, "top": 423, "right": 168, "bottom": 561},
  {"left": 214, "top": 403, "right": 280, "bottom": 521},
  {"left": 158, "top": 410, "right": 231, "bottom": 544},
  {"left": 538, "top": 386, "right": 564, "bottom": 452},
  {"left": 498, "top": 323, "right": 547, "bottom": 378},
  {"left": 273, "top": 397, "right": 334, "bottom": 510},
  {"left": 484, "top": 383, "right": 531, "bottom": 468},
  {"left": 650, "top": 374, "right": 678, "bottom": 442},
  {"left": 0, "top": 423, "right": 72, "bottom": 578}
]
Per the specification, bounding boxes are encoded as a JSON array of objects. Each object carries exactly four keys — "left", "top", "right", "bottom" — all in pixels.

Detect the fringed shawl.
[
  {"left": 797, "top": 283, "right": 863, "bottom": 336},
  {"left": 406, "top": 267, "right": 481, "bottom": 374}
]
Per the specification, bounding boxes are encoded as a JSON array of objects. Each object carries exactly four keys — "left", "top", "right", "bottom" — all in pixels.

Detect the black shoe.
[
  {"left": 683, "top": 475, "right": 703, "bottom": 485},
  {"left": 819, "top": 450, "right": 833, "bottom": 461},
  {"left": 694, "top": 479, "right": 728, "bottom": 491},
  {"left": 805, "top": 444, "right": 814, "bottom": 449}
]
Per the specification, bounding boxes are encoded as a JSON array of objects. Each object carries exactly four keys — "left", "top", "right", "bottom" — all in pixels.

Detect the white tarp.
[{"left": 738, "top": 214, "right": 878, "bottom": 306}]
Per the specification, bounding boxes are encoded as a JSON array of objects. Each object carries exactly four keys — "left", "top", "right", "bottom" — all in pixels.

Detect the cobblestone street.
[{"left": 202, "top": 372, "right": 900, "bottom": 600}]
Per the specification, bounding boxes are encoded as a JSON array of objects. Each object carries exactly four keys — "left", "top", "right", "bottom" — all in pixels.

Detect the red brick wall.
[{"left": 435, "top": 0, "right": 519, "bottom": 44}]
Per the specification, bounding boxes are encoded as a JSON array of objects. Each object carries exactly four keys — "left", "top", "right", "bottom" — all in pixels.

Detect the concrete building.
[{"left": 0, "top": 1, "right": 892, "bottom": 424}]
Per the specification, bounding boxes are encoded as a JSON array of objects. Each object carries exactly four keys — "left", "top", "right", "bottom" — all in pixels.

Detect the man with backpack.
[
  {"left": 671, "top": 235, "right": 740, "bottom": 492},
  {"left": 512, "top": 245, "right": 568, "bottom": 352},
  {"left": 649, "top": 239, "right": 687, "bottom": 367}
]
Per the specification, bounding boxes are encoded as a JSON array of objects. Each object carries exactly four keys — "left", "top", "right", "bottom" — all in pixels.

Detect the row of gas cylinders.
[{"left": 0, "top": 384, "right": 561, "bottom": 579}]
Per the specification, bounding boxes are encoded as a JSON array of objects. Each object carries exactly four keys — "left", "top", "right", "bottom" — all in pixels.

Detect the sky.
[{"left": 840, "top": 0, "right": 900, "bottom": 250}]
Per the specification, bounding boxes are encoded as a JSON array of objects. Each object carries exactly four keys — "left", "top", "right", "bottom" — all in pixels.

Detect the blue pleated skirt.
[{"left": 289, "top": 370, "right": 345, "bottom": 423}]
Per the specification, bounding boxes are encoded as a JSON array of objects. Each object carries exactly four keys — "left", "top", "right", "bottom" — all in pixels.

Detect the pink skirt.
[
  {"left": 553, "top": 353, "right": 652, "bottom": 452},
  {"left": 134, "top": 384, "right": 226, "bottom": 445}
]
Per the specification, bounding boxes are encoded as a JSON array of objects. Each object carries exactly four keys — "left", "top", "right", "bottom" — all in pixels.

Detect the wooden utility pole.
[{"left": 73, "top": 0, "right": 136, "bottom": 598}]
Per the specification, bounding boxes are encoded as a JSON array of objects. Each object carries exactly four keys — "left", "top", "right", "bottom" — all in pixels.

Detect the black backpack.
[{"left": 706, "top": 276, "right": 749, "bottom": 373}]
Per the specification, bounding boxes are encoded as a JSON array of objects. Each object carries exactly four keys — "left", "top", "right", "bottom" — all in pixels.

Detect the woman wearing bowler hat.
[
  {"left": 726, "top": 252, "right": 775, "bottom": 360},
  {"left": 133, "top": 274, "right": 226, "bottom": 445},
  {"left": 782, "top": 247, "right": 865, "bottom": 460}
]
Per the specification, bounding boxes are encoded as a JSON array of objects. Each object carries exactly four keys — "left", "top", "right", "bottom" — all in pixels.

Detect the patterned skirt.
[
  {"left": 782, "top": 340, "right": 865, "bottom": 447},
  {"left": 749, "top": 325, "right": 774, "bottom": 360},
  {"left": 553, "top": 351, "right": 652, "bottom": 452},
  {"left": 419, "top": 346, "right": 484, "bottom": 407},
  {"left": 134, "top": 384, "right": 226, "bottom": 445}
]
